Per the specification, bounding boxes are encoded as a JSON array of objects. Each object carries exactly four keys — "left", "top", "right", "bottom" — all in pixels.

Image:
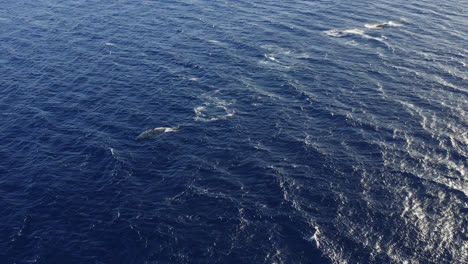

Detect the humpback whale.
[{"left": 136, "top": 125, "right": 181, "bottom": 141}]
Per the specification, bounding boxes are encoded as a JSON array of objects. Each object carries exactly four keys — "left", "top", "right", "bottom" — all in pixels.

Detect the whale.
[
  {"left": 364, "top": 21, "right": 402, "bottom": 29},
  {"left": 136, "top": 125, "right": 181, "bottom": 141}
]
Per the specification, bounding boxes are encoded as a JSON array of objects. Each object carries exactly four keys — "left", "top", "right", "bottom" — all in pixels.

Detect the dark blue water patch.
[{"left": 1, "top": 0, "right": 467, "bottom": 263}]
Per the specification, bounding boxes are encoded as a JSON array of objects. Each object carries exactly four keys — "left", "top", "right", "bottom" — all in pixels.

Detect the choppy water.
[{"left": 1, "top": 0, "right": 467, "bottom": 263}]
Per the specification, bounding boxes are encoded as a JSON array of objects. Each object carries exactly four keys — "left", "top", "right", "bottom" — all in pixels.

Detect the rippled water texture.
[{"left": 1, "top": 0, "right": 467, "bottom": 263}]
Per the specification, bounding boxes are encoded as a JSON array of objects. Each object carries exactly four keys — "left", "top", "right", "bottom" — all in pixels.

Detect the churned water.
[{"left": 1, "top": 0, "right": 467, "bottom": 263}]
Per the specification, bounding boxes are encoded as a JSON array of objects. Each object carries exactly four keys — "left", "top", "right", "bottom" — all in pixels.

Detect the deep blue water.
[{"left": 1, "top": 0, "right": 467, "bottom": 263}]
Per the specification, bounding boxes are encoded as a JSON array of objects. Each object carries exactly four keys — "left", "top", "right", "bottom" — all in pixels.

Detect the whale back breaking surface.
[{"left": 136, "top": 127, "right": 178, "bottom": 141}]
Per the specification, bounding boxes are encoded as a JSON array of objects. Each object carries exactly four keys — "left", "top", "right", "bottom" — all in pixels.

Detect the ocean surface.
[{"left": 1, "top": 0, "right": 467, "bottom": 263}]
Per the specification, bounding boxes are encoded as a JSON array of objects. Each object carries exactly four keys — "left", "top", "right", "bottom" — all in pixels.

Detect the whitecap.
[{"left": 258, "top": 59, "right": 291, "bottom": 69}]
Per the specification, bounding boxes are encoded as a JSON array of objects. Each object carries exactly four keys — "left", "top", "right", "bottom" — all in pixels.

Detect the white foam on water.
[
  {"left": 258, "top": 59, "right": 291, "bottom": 69},
  {"left": 259, "top": 44, "right": 317, "bottom": 70},
  {"left": 376, "top": 82, "right": 387, "bottom": 98},
  {"left": 437, "top": 64, "right": 467, "bottom": 81},
  {"left": 177, "top": 74, "right": 200, "bottom": 81},
  {"left": 434, "top": 75, "right": 467, "bottom": 93},
  {"left": 193, "top": 95, "right": 235, "bottom": 122},
  {"left": 259, "top": 45, "right": 297, "bottom": 68},
  {"left": 309, "top": 226, "right": 321, "bottom": 249},
  {"left": 302, "top": 97, "right": 467, "bottom": 263},
  {"left": 110, "top": 147, "right": 116, "bottom": 156},
  {"left": 396, "top": 185, "right": 467, "bottom": 262},
  {"left": 265, "top": 54, "right": 279, "bottom": 62}
]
